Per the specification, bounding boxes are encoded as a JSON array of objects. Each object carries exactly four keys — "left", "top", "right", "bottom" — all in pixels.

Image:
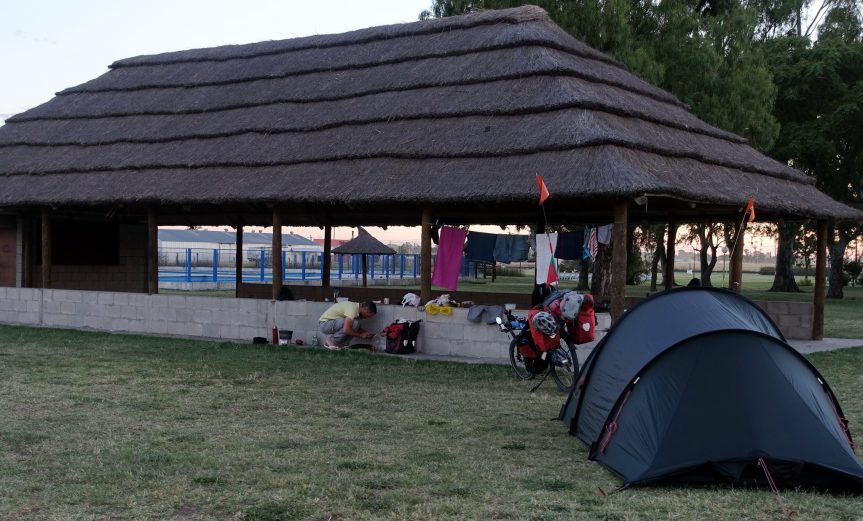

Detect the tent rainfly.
[{"left": 560, "top": 287, "right": 863, "bottom": 491}]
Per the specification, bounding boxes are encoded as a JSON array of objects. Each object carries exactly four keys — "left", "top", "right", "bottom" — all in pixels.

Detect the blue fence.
[{"left": 158, "top": 247, "right": 447, "bottom": 283}]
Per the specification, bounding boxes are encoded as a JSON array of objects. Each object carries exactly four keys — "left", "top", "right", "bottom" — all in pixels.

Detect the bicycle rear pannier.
[{"left": 382, "top": 320, "right": 421, "bottom": 354}]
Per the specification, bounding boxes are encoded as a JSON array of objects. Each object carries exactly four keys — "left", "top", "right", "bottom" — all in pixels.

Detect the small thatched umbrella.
[{"left": 332, "top": 227, "right": 396, "bottom": 287}]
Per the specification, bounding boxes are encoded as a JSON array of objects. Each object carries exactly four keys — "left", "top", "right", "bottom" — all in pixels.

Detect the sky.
[
  {"left": 1, "top": 0, "right": 432, "bottom": 116},
  {"left": 1, "top": 0, "right": 440, "bottom": 243}
]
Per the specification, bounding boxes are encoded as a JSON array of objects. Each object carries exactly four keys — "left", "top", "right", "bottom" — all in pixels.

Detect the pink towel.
[{"left": 431, "top": 226, "right": 468, "bottom": 291}]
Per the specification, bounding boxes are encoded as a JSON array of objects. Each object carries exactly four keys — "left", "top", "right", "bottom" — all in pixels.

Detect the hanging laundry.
[
  {"left": 597, "top": 224, "right": 613, "bottom": 245},
  {"left": 535, "top": 232, "right": 559, "bottom": 285},
  {"left": 554, "top": 229, "right": 584, "bottom": 260},
  {"left": 587, "top": 227, "right": 598, "bottom": 259},
  {"left": 431, "top": 226, "right": 468, "bottom": 291},
  {"left": 464, "top": 231, "right": 497, "bottom": 263},
  {"left": 493, "top": 234, "right": 530, "bottom": 263}
]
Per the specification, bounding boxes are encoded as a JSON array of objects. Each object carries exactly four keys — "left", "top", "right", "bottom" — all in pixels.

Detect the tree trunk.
[
  {"left": 827, "top": 224, "right": 850, "bottom": 299},
  {"left": 577, "top": 260, "right": 590, "bottom": 291},
  {"left": 650, "top": 224, "right": 665, "bottom": 291},
  {"left": 769, "top": 220, "right": 801, "bottom": 293},
  {"left": 698, "top": 245, "right": 718, "bottom": 287},
  {"left": 696, "top": 224, "right": 719, "bottom": 287},
  {"left": 625, "top": 224, "right": 638, "bottom": 285},
  {"left": 590, "top": 242, "right": 613, "bottom": 298}
]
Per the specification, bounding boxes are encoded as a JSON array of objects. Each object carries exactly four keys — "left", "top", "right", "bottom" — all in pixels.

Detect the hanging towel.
[
  {"left": 493, "top": 234, "right": 530, "bottom": 263},
  {"left": 597, "top": 224, "right": 614, "bottom": 245},
  {"left": 535, "top": 232, "right": 559, "bottom": 285},
  {"left": 464, "top": 231, "right": 497, "bottom": 263},
  {"left": 432, "top": 226, "right": 468, "bottom": 291},
  {"left": 554, "top": 230, "right": 584, "bottom": 260}
]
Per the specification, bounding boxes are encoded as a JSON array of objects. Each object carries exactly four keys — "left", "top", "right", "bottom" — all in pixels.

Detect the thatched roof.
[
  {"left": 331, "top": 227, "right": 396, "bottom": 255},
  {"left": 0, "top": 5, "right": 859, "bottom": 223}
]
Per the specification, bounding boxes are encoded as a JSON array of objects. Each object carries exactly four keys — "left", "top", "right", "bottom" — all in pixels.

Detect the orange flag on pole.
[
  {"left": 537, "top": 175, "right": 550, "bottom": 205},
  {"left": 745, "top": 197, "right": 756, "bottom": 223}
]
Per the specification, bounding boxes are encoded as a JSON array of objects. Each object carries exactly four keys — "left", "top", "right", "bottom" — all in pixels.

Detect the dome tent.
[{"left": 560, "top": 287, "right": 863, "bottom": 490}]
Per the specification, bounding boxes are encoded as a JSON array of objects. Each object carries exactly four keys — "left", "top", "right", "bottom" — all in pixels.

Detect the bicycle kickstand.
[{"left": 529, "top": 370, "right": 550, "bottom": 392}]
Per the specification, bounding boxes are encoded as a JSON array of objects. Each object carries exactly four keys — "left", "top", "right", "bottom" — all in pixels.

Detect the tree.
[
  {"left": 764, "top": 5, "right": 863, "bottom": 298},
  {"left": 769, "top": 220, "right": 802, "bottom": 291},
  {"left": 648, "top": 224, "right": 667, "bottom": 291},
  {"left": 679, "top": 223, "right": 724, "bottom": 286},
  {"left": 845, "top": 259, "right": 863, "bottom": 287},
  {"left": 795, "top": 222, "right": 818, "bottom": 284},
  {"left": 590, "top": 241, "right": 613, "bottom": 297},
  {"left": 827, "top": 224, "right": 863, "bottom": 297}
]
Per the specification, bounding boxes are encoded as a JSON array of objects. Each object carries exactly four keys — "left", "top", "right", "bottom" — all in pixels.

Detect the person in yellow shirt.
[{"left": 318, "top": 300, "right": 377, "bottom": 349}]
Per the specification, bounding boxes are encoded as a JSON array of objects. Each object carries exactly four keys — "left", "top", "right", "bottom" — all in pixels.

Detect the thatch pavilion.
[
  {"left": 332, "top": 227, "right": 397, "bottom": 287},
  {"left": 0, "top": 6, "right": 860, "bottom": 339}
]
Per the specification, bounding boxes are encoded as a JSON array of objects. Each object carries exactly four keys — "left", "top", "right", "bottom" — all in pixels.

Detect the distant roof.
[
  {"left": 332, "top": 227, "right": 396, "bottom": 255},
  {"left": 159, "top": 229, "right": 316, "bottom": 247},
  {"left": 0, "top": 6, "right": 859, "bottom": 223}
]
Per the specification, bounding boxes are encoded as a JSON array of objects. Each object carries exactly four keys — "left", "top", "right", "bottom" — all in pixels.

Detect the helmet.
[{"left": 532, "top": 311, "right": 559, "bottom": 337}]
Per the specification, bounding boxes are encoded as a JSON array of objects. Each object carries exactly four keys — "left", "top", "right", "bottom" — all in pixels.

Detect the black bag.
[{"left": 382, "top": 320, "right": 421, "bottom": 354}]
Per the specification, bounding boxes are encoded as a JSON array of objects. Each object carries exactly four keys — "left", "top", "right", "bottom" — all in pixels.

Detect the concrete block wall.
[
  {"left": 753, "top": 300, "right": 813, "bottom": 340},
  {"left": 0, "top": 288, "right": 813, "bottom": 363},
  {"left": 32, "top": 224, "right": 148, "bottom": 293},
  {"left": 0, "top": 287, "right": 614, "bottom": 361}
]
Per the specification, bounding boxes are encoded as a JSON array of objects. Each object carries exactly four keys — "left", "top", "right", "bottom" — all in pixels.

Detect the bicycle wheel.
[
  {"left": 509, "top": 339, "right": 535, "bottom": 381},
  {"left": 550, "top": 342, "right": 578, "bottom": 392}
]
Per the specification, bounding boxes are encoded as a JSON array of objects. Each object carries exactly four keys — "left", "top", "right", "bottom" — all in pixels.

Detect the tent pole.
[
  {"left": 147, "top": 208, "right": 158, "bottom": 295},
  {"left": 272, "top": 208, "right": 282, "bottom": 300},
  {"left": 41, "top": 208, "right": 51, "bottom": 289},
  {"left": 812, "top": 220, "right": 828, "bottom": 340},
  {"left": 610, "top": 202, "right": 628, "bottom": 323},
  {"left": 322, "top": 225, "right": 332, "bottom": 290},
  {"left": 664, "top": 220, "right": 677, "bottom": 290},
  {"left": 730, "top": 222, "right": 744, "bottom": 293},
  {"left": 420, "top": 206, "right": 432, "bottom": 304},
  {"left": 235, "top": 224, "right": 244, "bottom": 298}
]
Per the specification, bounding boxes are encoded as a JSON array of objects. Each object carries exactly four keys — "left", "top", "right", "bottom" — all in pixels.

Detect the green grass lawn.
[{"left": 1, "top": 325, "right": 862, "bottom": 520}]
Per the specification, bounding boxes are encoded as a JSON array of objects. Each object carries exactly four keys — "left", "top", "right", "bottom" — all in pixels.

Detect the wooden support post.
[
  {"left": 22, "top": 216, "right": 32, "bottom": 288},
  {"left": 147, "top": 208, "right": 158, "bottom": 295},
  {"left": 361, "top": 254, "right": 368, "bottom": 288},
  {"left": 272, "top": 209, "right": 282, "bottom": 300},
  {"left": 610, "top": 202, "right": 628, "bottom": 323},
  {"left": 235, "top": 225, "right": 244, "bottom": 297},
  {"left": 730, "top": 223, "right": 744, "bottom": 293},
  {"left": 420, "top": 206, "right": 432, "bottom": 304},
  {"left": 322, "top": 225, "right": 332, "bottom": 289},
  {"left": 812, "top": 220, "right": 828, "bottom": 340},
  {"left": 41, "top": 208, "right": 51, "bottom": 289},
  {"left": 664, "top": 221, "right": 677, "bottom": 290}
]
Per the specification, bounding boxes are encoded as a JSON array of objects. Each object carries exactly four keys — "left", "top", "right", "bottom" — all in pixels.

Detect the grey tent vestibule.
[{"left": 560, "top": 287, "right": 863, "bottom": 491}]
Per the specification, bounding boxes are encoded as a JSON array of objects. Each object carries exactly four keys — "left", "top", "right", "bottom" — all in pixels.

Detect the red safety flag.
[
  {"left": 537, "top": 175, "right": 550, "bottom": 205},
  {"left": 745, "top": 197, "right": 756, "bottom": 223}
]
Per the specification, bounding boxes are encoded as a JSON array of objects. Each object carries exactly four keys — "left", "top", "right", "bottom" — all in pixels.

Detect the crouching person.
[{"left": 318, "top": 301, "right": 377, "bottom": 350}]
